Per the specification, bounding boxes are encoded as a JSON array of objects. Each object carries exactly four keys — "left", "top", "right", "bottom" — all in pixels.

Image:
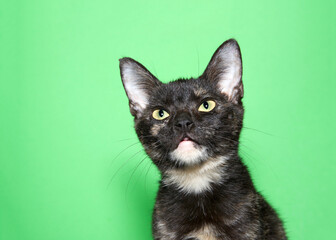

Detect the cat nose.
[{"left": 174, "top": 113, "right": 194, "bottom": 131}]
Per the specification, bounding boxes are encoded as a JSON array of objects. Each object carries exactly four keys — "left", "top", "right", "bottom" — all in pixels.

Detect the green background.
[{"left": 1, "top": 0, "right": 335, "bottom": 239}]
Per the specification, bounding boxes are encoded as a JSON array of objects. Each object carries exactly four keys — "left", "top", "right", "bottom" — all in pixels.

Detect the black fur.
[{"left": 119, "top": 39, "right": 287, "bottom": 240}]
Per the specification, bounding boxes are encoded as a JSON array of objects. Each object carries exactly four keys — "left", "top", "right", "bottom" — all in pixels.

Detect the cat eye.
[
  {"left": 152, "top": 109, "right": 170, "bottom": 120},
  {"left": 198, "top": 100, "right": 216, "bottom": 112}
]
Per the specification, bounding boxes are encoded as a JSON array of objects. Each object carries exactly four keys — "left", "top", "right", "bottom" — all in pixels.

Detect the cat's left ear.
[
  {"left": 201, "top": 39, "right": 243, "bottom": 104},
  {"left": 119, "top": 57, "right": 161, "bottom": 117}
]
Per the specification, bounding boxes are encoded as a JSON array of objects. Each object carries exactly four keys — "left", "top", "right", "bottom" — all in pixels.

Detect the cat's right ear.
[
  {"left": 119, "top": 57, "right": 161, "bottom": 117},
  {"left": 201, "top": 39, "right": 243, "bottom": 104}
]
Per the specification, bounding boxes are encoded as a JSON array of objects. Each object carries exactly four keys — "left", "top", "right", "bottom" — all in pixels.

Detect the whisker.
[
  {"left": 111, "top": 137, "right": 138, "bottom": 142},
  {"left": 125, "top": 155, "right": 148, "bottom": 200},
  {"left": 242, "top": 127, "right": 275, "bottom": 137},
  {"left": 144, "top": 161, "right": 154, "bottom": 197},
  {"left": 108, "top": 141, "right": 141, "bottom": 168},
  {"left": 107, "top": 149, "right": 144, "bottom": 189},
  {"left": 199, "top": 125, "right": 274, "bottom": 137}
]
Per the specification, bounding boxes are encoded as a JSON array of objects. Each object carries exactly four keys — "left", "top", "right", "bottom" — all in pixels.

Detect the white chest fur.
[{"left": 163, "top": 156, "right": 228, "bottom": 194}]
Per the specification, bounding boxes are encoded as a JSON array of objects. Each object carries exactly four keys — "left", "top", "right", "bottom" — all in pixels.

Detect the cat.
[{"left": 119, "top": 39, "right": 287, "bottom": 240}]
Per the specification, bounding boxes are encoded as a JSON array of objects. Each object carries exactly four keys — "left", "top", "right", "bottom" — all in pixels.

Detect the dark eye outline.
[
  {"left": 152, "top": 109, "right": 170, "bottom": 120},
  {"left": 198, "top": 100, "right": 216, "bottom": 112}
]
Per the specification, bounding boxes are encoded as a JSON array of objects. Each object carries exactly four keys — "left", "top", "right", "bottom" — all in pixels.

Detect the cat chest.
[
  {"left": 155, "top": 218, "right": 219, "bottom": 240},
  {"left": 155, "top": 198, "right": 226, "bottom": 238},
  {"left": 155, "top": 190, "right": 256, "bottom": 240},
  {"left": 186, "top": 225, "right": 218, "bottom": 240}
]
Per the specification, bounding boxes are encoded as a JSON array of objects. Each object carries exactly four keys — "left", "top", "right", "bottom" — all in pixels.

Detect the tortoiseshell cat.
[{"left": 119, "top": 39, "right": 287, "bottom": 240}]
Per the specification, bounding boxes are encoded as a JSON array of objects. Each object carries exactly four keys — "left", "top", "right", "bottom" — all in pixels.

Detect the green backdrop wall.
[{"left": 1, "top": 1, "right": 335, "bottom": 239}]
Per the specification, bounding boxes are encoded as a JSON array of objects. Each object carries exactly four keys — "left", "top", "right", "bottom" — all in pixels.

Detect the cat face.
[{"left": 120, "top": 39, "right": 244, "bottom": 171}]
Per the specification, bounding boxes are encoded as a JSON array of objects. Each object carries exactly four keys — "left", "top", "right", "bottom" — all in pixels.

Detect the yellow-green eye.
[
  {"left": 198, "top": 100, "right": 216, "bottom": 112},
  {"left": 152, "top": 109, "right": 170, "bottom": 120}
]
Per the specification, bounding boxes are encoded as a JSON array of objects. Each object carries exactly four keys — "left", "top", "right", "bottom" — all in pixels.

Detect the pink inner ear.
[
  {"left": 122, "top": 64, "right": 150, "bottom": 112},
  {"left": 204, "top": 41, "right": 243, "bottom": 103},
  {"left": 218, "top": 64, "right": 242, "bottom": 96},
  {"left": 120, "top": 57, "right": 162, "bottom": 115}
]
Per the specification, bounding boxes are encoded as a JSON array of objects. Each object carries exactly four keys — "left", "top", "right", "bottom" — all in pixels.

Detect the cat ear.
[
  {"left": 201, "top": 39, "right": 243, "bottom": 104},
  {"left": 119, "top": 57, "right": 161, "bottom": 117}
]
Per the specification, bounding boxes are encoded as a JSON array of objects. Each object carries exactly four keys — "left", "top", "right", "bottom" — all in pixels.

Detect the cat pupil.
[
  {"left": 159, "top": 110, "right": 164, "bottom": 117},
  {"left": 203, "top": 101, "right": 209, "bottom": 109}
]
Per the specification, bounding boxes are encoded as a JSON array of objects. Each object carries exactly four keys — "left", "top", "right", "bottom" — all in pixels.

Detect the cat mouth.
[
  {"left": 180, "top": 136, "right": 195, "bottom": 143},
  {"left": 170, "top": 134, "right": 207, "bottom": 164},
  {"left": 176, "top": 135, "right": 199, "bottom": 148}
]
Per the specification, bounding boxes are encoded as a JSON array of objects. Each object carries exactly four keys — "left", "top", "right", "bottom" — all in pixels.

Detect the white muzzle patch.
[{"left": 169, "top": 140, "right": 208, "bottom": 165}]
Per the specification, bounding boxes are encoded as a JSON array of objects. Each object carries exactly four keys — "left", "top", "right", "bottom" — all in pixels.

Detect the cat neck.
[{"left": 161, "top": 155, "right": 232, "bottom": 194}]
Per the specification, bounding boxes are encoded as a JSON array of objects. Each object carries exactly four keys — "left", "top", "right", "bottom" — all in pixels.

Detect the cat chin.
[{"left": 169, "top": 141, "right": 208, "bottom": 166}]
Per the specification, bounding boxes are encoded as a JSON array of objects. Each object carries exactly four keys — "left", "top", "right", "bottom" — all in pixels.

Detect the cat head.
[{"left": 119, "top": 39, "right": 244, "bottom": 172}]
